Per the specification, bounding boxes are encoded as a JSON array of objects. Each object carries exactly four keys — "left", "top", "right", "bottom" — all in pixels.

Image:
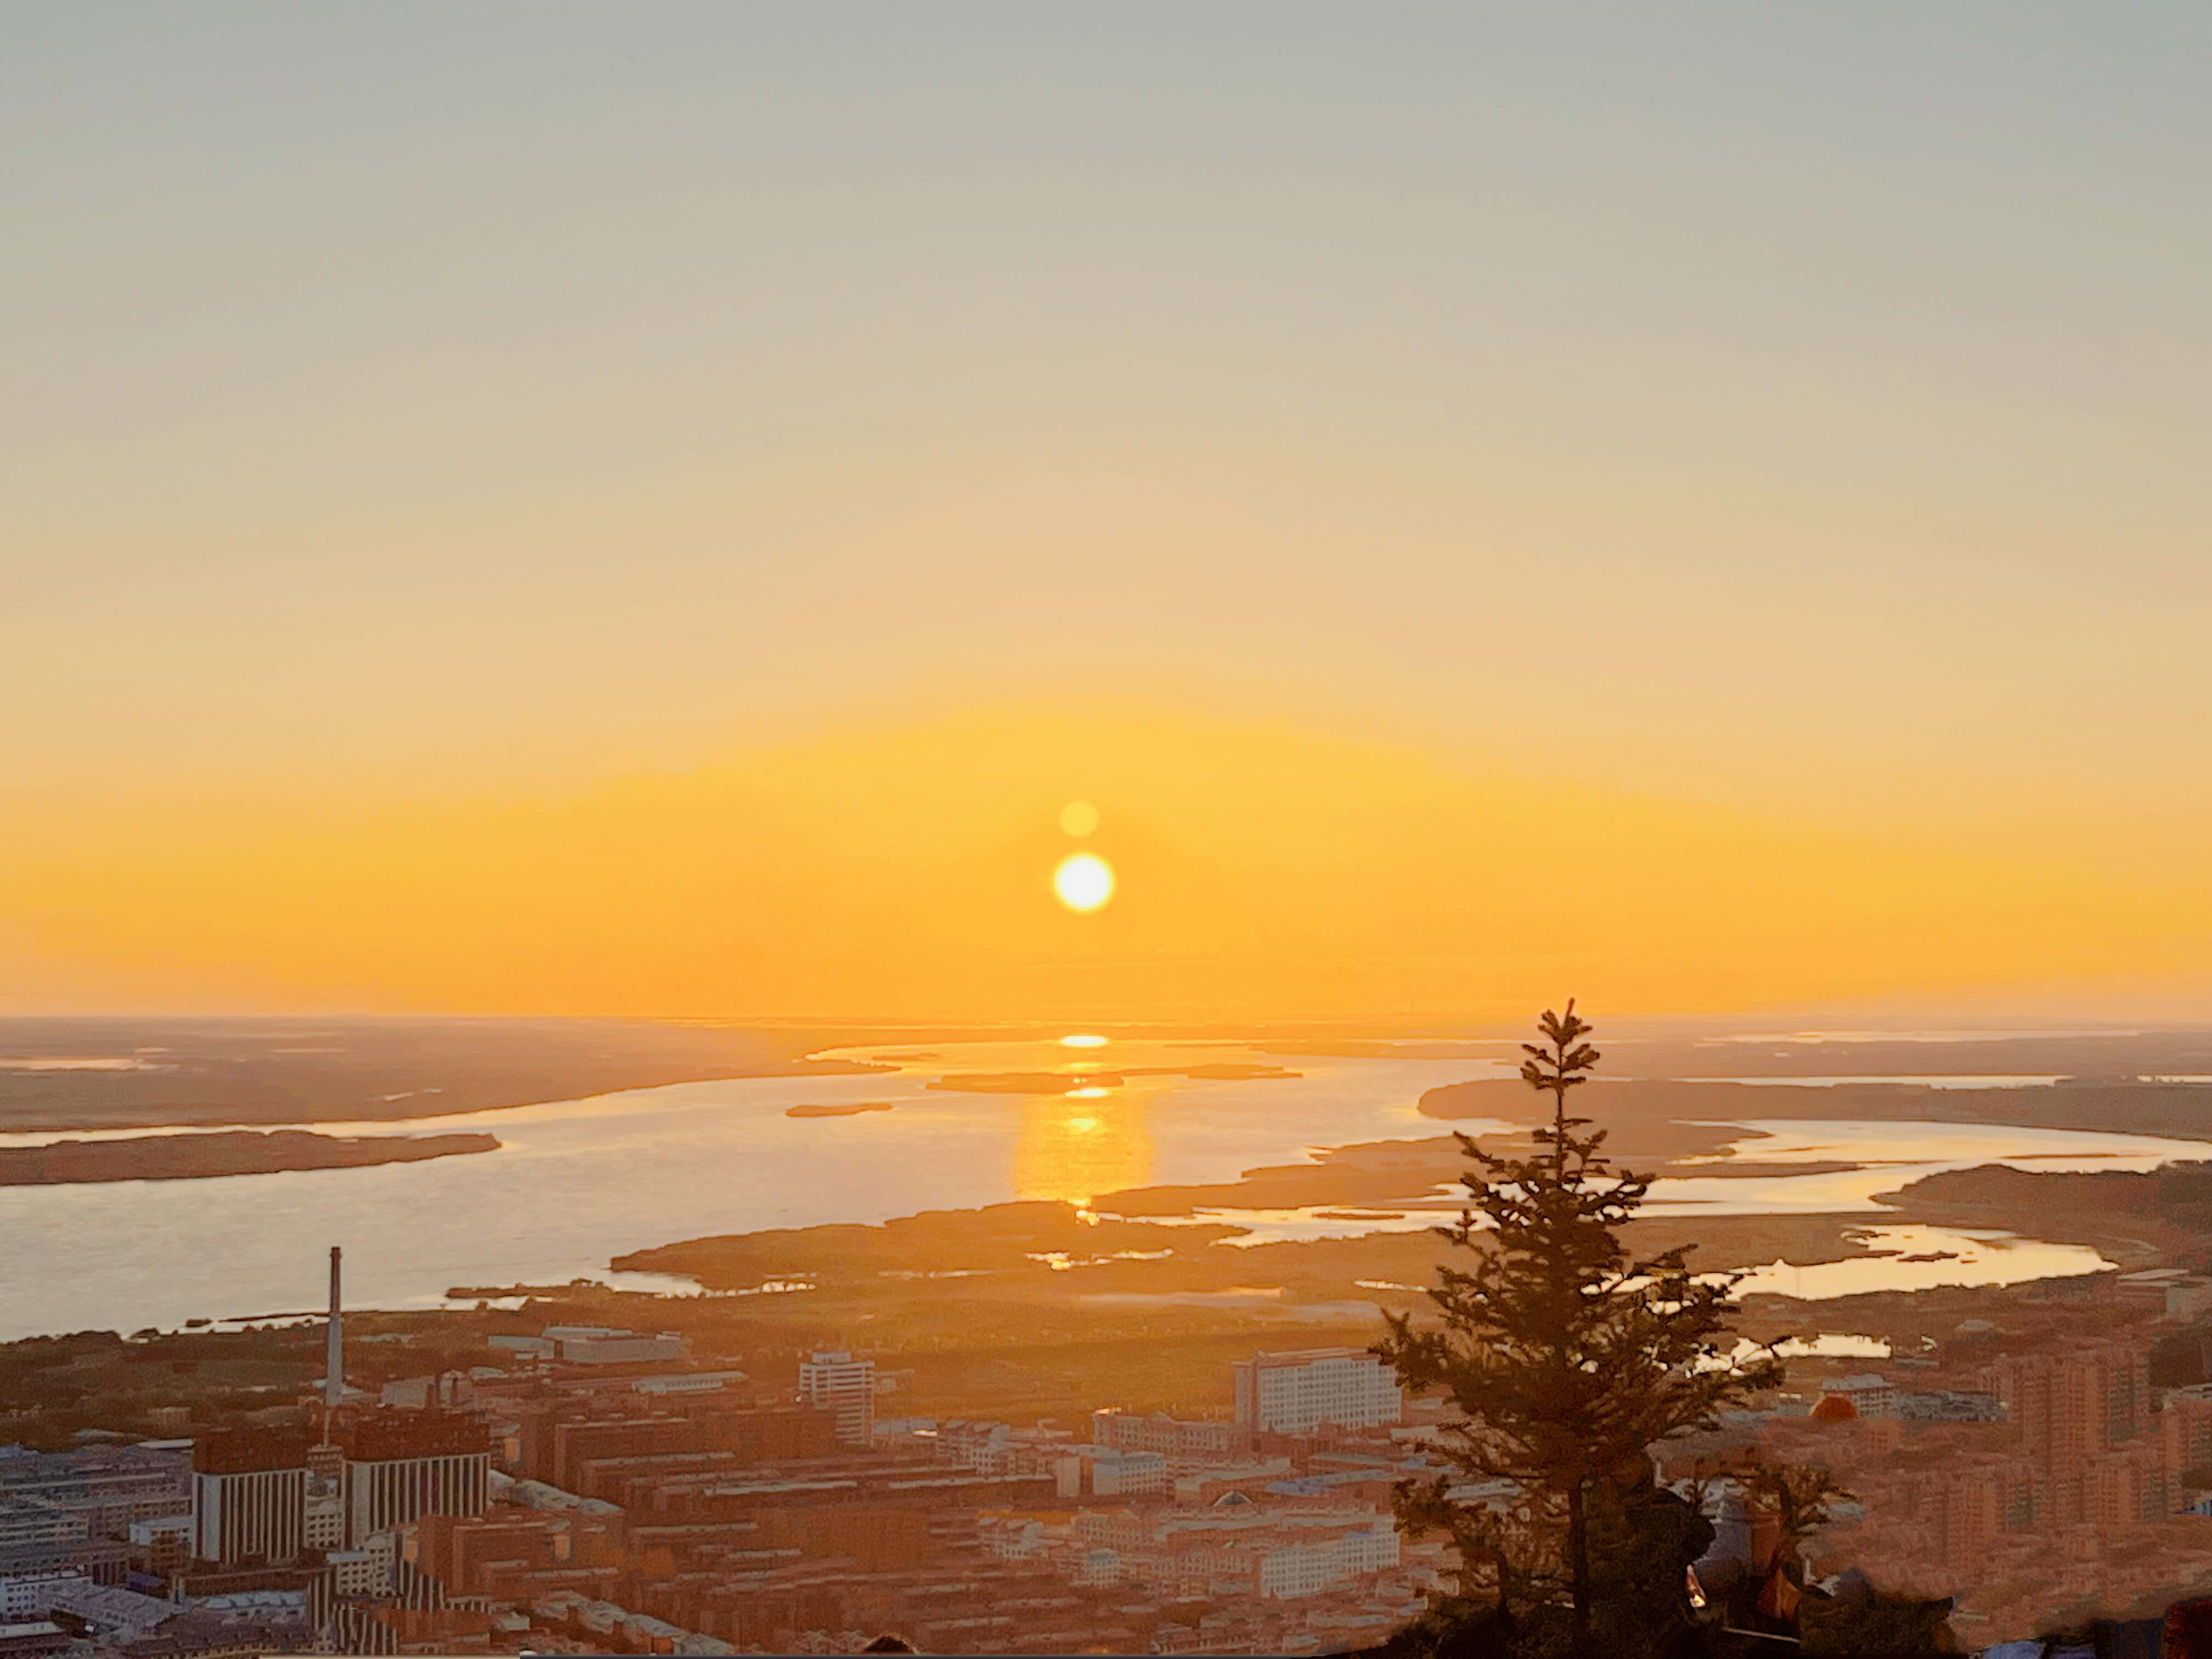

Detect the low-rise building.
[
  {"left": 1897, "top": 1390, "right": 2005, "bottom": 1424},
  {"left": 0, "top": 1574, "right": 86, "bottom": 1622},
  {"left": 0, "top": 1504, "right": 83, "bottom": 1583},
  {"left": 555, "top": 1331, "right": 691, "bottom": 1368},
  {"left": 0, "top": 1447, "right": 191, "bottom": 1582},
  {"left": 1053, "top": 1447, "right": 1169, "bottom": 1499},
  {"left": 1254, "top": 1520, "right": 1400, "bottom": 1600},
  {"left": 0, "top": 1621, "right": 70, "bottom": 1659},
  {"left": 1092, "top": 1412, "right": 1242, "bottom": 1462}
]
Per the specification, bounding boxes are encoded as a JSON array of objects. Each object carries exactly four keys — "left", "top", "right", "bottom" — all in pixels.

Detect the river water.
[{"left": 0, "top": 1036, "right": 2200, "bottom": 1339}]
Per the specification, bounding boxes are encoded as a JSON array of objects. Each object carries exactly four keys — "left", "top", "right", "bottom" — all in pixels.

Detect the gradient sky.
[{"left": 6, "top": 4, "right": 2210, "bottom": 1019}]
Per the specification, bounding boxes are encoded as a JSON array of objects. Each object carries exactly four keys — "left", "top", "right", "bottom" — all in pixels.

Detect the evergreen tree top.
[{"left": 1376, "top": 1001, "right": 1785, "bottom": 1658}]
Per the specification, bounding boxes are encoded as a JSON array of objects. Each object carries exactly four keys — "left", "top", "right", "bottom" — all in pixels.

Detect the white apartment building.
[
  {"left": 192, "top": 1466, "right": 306, "bottom": 1566},
  {"left": 1233, "top": 1350, "right": 1402, "bottom": 1436},
  {"left": 1091, "top": 1410, "right": 1241, "bottom": 1461},
  {"left": 1052, "top": 1446, "right": 1170, "bottom": 1499},
  {"left": 1256, "top": 1519, "right": 1401, "bottom": 1600},
  {"left": 1135, "top": 1505, "right": 1400, "bottom": 1601},
  {"left": 935, "top": 1419, "right": 1014, "bottom": 1475},
  {"left": 978, "top": 1516, "right": 1045, "bottom": 1560},
  {"left": 798, "top": 1351, "right": 878, "bottom": 1446},
  {"left": 193, "top": 1420, "right": 490, "bottom": 1566},
  {"left": 1824, "top": 1374, "right": 1899, "bottom": 1420},
  {"left": 346, "top": 1450, "right": 490, "bottom": 1542}
]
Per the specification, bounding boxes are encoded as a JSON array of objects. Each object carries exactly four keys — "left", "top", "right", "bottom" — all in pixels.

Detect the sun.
[{"left": 1053, "top": 852, "right": 1115, "bottom": 912}]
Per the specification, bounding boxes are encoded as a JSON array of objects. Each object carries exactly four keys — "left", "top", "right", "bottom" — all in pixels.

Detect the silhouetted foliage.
[
  {"left": 1795, "top": 1586, "right": 1958, "bottom": 1655},
  {"left": 1375, "top": 1002, "right": 1783, "bottom": 1658}
]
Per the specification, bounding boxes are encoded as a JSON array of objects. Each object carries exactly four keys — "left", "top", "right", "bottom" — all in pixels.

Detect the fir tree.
[{"left": 1376, "top": 1001, "right": 1783, "bottom": 1658}]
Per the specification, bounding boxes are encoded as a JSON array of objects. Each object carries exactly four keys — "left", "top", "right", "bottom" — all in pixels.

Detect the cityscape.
[
  {"left": 10, "top": 1085, "right": 2212, "bottom": 1658},
  {"left": 0, "top": 1244, "right": 1435, "bottom": 1656}
]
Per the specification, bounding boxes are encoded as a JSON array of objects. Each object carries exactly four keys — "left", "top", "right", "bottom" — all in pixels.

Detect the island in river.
[
  {"left": 1419, "top": 1074, "right": 2212, "bottom": 1146},
  {"left": 0, "top": 1015, "right": 884, "bottom": 1133},
  {"left": 0, "top": 1130, "right": 499, "bottom": 1186}
]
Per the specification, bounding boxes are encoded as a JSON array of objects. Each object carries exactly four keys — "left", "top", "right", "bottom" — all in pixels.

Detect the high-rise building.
[
  {"left": 2163, "top": 1389, "right": 2212, "bottom": 1483},
  {"left": 191, "top": 1431, "right": 312, "bottom": 1567},
  {"left": 1982, "top": 1338, "right": 2152, "bottom": 1528},
  {"left": 798, "top": 1352, "right": 878, "bottom": 1447},
  {"left": 191, "top": 1416, "right": 489, "bottom": 1567},
  {"left": 341, "top": 1414, "right": 493, "bottom": 1543},
  {"left": 191, "top": 1246, "right": 492, "bottom": 1568},
  {"left": 1232, "top": 1348, "right": 1402, "bottom": 1436}
]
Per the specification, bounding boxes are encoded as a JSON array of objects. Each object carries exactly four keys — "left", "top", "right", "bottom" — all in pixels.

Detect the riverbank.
[
  {"left": 0, "top": 1129, "right": 499, "bottom": 1186},
  {"left": 0, "top": 1015, "right": 883, "bottom": 1133}
]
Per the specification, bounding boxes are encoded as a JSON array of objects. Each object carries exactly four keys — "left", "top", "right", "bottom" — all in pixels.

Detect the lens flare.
[{"left": 1059, "top": 800, "right": 1100, "bottom": 837}]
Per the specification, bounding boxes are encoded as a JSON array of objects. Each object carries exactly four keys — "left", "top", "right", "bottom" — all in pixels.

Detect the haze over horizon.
[{"left": 8, "top": 4, "right": 2210, "bottom": 1021}]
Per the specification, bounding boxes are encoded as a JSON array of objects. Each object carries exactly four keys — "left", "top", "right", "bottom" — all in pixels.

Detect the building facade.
[
  {"left": 1233, "top": 1351, "right": 1402, "bottom": 1436},
  {"left": 0, "top": 1448, "right": 191, "bottom": 1583},
  {"left": 1051, "top": 1447, "right": 1170, "bottom": 1499},
  {"left": 798, "top": 1352, "right": 878, "bottom": 1447},
  {"left": 191, "top": 1415, "right": 490, "bottom": 1567},
  {"left": 1091, "top": 1410, "right": 1241, "bottom": 1460}
]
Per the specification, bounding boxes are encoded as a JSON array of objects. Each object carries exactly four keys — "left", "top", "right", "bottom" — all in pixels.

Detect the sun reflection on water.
[{"left": 1013, "top": 1092, "right": 1153, "bottom": 1204}]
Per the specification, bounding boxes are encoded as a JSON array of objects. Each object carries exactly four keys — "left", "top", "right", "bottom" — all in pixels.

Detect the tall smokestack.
[{"left": 325, "top": 1245, "right": 344, "bottom": 1417}]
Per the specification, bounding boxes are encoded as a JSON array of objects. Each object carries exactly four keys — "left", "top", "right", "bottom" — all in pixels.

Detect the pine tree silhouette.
[{"left": 1376, "top": 1001, "right": 1782, "bottom": 1658}]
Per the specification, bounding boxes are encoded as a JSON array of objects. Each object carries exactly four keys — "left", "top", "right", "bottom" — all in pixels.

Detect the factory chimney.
[{"left": 324, "top": 1245, "right": 345, "bottom": 1425}]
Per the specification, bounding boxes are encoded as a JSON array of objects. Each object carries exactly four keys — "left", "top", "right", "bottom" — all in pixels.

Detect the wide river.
[{"left": 1, "top": 1035, "right": 2204, "bottom": 1339}]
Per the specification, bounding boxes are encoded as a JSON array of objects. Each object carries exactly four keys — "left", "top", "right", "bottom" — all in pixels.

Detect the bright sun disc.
[
  {"left": 1053, "top": 853, "right": 1115, "bottom": 912},
  {"left": 1059, "top": 1033, "right": 1109, "bottom": 1049}
]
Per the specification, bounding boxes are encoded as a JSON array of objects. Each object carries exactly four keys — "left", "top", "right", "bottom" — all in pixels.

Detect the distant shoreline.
[
  {"left": 0, "top": 1128, "right": 500, "bottom": 1187},
  {"left": 0, "top": 1015, "right": 889, "bottom": 1135}
]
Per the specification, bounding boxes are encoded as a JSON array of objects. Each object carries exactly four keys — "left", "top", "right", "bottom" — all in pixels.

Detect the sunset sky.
[{"left": 7, "top": 5, "right": 2210, "bottom": 1020}]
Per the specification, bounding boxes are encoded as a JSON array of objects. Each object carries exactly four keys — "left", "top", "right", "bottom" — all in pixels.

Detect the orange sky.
[
  {"left": 7, "top": 10, "right": 2210, "bottom": 1021},
  {"left": 6, "top": 703, "right": 2207, "bottom": 1022}
]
